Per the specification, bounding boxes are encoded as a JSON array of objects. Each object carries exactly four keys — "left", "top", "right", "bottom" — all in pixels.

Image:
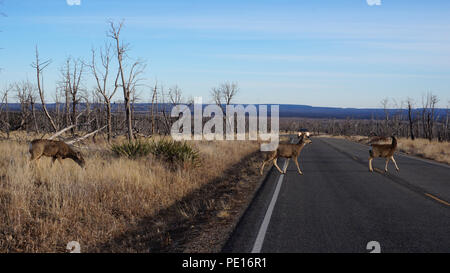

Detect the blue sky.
[{"left": 1, "top": 0, "right": 449, "bottom": 108}]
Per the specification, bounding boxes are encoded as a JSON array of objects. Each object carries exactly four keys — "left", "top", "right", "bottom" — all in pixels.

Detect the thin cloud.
[
  {"left": 66, "top": 0, "right": 81, "bottom": 6},
  {"left": 212, "top": 53, "right": 450, "bottom": 68},
  {"left": 367, "top": 0, "right": 381, "bottom": 6}
]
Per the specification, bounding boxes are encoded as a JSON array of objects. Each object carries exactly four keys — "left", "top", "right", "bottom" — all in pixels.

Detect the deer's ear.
[{"left": 298, "top": 132, "right": 303, "bottom": 137}]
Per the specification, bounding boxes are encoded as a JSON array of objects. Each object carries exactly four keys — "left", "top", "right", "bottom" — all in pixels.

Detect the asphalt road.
[{"left": 223, "top": 137, "right": 450, "bottom": 253}]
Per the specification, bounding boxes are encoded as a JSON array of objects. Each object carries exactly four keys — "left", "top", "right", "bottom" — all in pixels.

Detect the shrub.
[
  {"left": 111, "top": 139, "right": 200, "bottom": 167},
  {"left": 111, "top": 140, "right": 152, "bottom": 159},
  {"left": 149, "top": 138, "right": 200, "bottom": 167}
]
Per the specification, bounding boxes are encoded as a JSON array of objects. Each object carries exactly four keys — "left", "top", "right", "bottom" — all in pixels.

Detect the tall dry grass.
[
  {"left": 396, "top": 138, "right": 450, "bottom": 164},
  {"left": 0, "top": 134, "right": 259, "bottom": 252}
]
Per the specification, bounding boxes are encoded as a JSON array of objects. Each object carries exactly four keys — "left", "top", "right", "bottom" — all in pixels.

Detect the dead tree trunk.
[
  {"left": 32, "top": 46, "right": 58, "bottom": 132},
  {"left": 150, "top": 82, "right": 157, "bottom": 135},
  {"left": 108, "top": 21, "right": 145, "bottom": 141},
  {"left": 407, "top": 99, "right": 415, "bottom": 140},
  {"left": 88, "top": 45, "right": 120, "bottom": 143},
  {"left": 61, "top": 57, "right": 84, "bottom": 135}
]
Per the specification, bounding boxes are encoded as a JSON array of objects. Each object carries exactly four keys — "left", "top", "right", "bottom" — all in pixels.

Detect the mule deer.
[
  {"left": 260, "top": 132, "right": 312, "bottom": 175},
  {"left": 368, "top": 135, "right": 390, "bottom": 145},
  {"left": 29, "top": 139, "right": 86, "bottom": 168},
  {"left": 368, "top": 136, "right": 399, "bottom": 173}
]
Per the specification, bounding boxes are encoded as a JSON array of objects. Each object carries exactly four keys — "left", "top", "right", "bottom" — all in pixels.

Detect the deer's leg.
[
  {"left": 368, "top": 156, "right": 374, "bottom": 172},
  {"left": 57, "top": 157, "right": 63, "bottom": 165},
  {"left": 260, "top": 153, "right": 276, "bottom": 175},
  {"left": 30, "top": 153, "right": 39, "bottom": 162},
  {"left": 30, "top": 154, "right": 41, "bottom": 168},
  {"left": 384, "top": 157, "right": 390, "bottom": 172},
  {"left": 391, "top": 156, "right": 399, "bottom": 171},
  {"left": 272, "top": 158, "right": 284, "bottom": 174},
  {"left": 283, "top": 158, "right": 290, "bottom": 174},
  {"left": 260, "top": 159, "right": 271, "bottom": 175},
  {"left": 30, "top": 156, "right": 35, "bottom": 166},
  {"left": 260, "top": 161, "right": 267, "bottom": 175},
  {"left": 294, "top": 157, "right": 303, "bottom": 175}
]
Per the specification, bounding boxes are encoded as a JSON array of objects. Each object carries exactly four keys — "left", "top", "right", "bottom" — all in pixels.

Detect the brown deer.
[
  {"left": 29, "top": 139, "right": 86, "bottom": 168},
  {"left": 368, "top": 136, "right": 390, "bottom": 144},
  {"left": 260, "top": 132, "right": 312, "bottom": 175},
  {"left": 369, "top": 136, "right": 399, "bottom": 173}
]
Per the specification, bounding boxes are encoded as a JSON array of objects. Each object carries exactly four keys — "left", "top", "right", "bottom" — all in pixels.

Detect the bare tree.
[
  {"left": 31, "top": 46, "right": 58, "bottom": 132},
  {"left": 391, "top": 98, "right": 404, "bottom": 137},
  {"left": 53, "top": 87, "right": 63, "bottom": 129},
  {"left": 130, "top": 84, "right": 142, "bottom": 134},
  {"left": 211, "top": 82, "right": 239, "bottom": 134},
  {"left": 83, "top": 95, "right": 91, "bottom": 131},
  {"left": 13, "top": 80, "right": 36, "bottom": 132},
  {"left": 405, "top": 98, "right": 416, "bottom": 140},
  {"left": 159, "top": 84, "right": 186, "bottom": 134},
  {"left": 380, "top": 98, "right": 390, "bottom": 135},
  {"left": 61, "top": 57, "right": 85, "bottom": 135},
  {"left": 160, "top": 84, "right": 171, "bottom": 134},
  {"left": 88, "top": 44, "right": 120, "bottom": 142},
  {"left": 211, "top": 81, "right": 239, "bottom": 115},
  {"left": 108, "top": 20, "right": 146, "bottom": 141},
  {"left": 150, "top": 81, "right": 158, "bottom": 135},
  {"left": 421, "top": 92, "right": 439, "bottom": 141},
  {"left": 0, "top": 85, "right": 11, "bottom": 137},
  {"left": 427, "top": 93, "right": 439, "bottom": 141},
  {"left": 30, "top": 86, "right": 39, "bottom": 133}
]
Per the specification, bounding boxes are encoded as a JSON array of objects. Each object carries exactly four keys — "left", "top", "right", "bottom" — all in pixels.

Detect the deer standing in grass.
[
  {"left": 368, "top": 136, "right": 399, "bottom": 173},
  {"left": 29, "top": 139, "right": 86, "bottom": 168},
  {"left": 260, "top": 132, "right": 312, "bottom": 175}
]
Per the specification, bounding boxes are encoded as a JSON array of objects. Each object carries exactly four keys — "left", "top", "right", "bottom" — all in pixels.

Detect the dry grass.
[
  {"left": 396, "top": 138, "right": 450, "bottom": 164},
  {"left": 0, "top": 132, "right": 259, "bottom": 252},
  {"left": 318, "top": 134, "right": 450, "bottom": 165}
]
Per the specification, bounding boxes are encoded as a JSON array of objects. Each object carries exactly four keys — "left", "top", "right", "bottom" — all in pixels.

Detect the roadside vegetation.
[
  {"left": 0, "top": 132, "right": 260, "bottom": 252},
  {"left": 395, "top": 138, "right": 450, "bottom": 164},
  {"left": 111, "top": 138, "right": 200, "bottom": 168}
]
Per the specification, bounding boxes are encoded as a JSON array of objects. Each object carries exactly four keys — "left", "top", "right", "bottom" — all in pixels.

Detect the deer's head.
[
  {"left": 304, "top": 137, "right": 312, "bottom": 145},
  {"left": 297, "top": 132, "right": 312, "bottom": 145},
  {"left": 73, "top": 151, "right": 86, "bottom": 168}
]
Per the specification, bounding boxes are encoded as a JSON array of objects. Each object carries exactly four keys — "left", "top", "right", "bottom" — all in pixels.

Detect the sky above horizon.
[{"left": 1, "top": 0, "right": 449, "bottom": 108}]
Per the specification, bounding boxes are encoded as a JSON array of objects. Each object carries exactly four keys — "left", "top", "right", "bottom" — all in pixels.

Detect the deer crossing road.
[{"left": 224, "top": 137, "right": 450, "bottom": 253}]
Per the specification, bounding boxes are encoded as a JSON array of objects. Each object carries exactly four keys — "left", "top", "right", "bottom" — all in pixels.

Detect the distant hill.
[{"left": 4, "top": 103, "right": 447, "bottom": 121}]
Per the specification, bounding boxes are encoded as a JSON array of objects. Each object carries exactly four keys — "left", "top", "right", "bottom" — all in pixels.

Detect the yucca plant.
[
  {"left": 110, "top": 140, "right": 152, "bottom": 159},
  {"left": 149, "top": 138, "right": 200, "bottom": 167},
  {"left": 111, "top": 138, "right": 200, "bottom": 168}
]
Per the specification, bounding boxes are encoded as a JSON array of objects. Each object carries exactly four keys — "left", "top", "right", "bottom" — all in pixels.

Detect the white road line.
[{"left": 251, "top": 159, "right": 288, "bottom": 253}]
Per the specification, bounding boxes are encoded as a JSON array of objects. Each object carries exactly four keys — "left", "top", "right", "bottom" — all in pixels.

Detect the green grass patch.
[{"left": 111, "top": 139, "right": 200, "bottom": 167}]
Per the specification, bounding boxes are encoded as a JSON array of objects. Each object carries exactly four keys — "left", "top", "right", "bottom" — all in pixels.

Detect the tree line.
[
  {"left": 0, "top": 21, "right": 243, "bottom": 142},
  {"left": 281, "top": 93, "right": 449, "bottom": 142}
]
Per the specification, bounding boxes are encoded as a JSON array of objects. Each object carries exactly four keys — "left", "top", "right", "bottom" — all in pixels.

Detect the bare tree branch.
[
  {"left": 48, "top": 125, "right": 76, "bottom": 140},
  {"left": 108, "top": 20, "right": 146, "bottom": 141},
  {"left": 31, "top": 46, "right": 58, "bottom": 132},
  {"left": 66, "top": 125, "right": 107, "bottom": 144}
]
